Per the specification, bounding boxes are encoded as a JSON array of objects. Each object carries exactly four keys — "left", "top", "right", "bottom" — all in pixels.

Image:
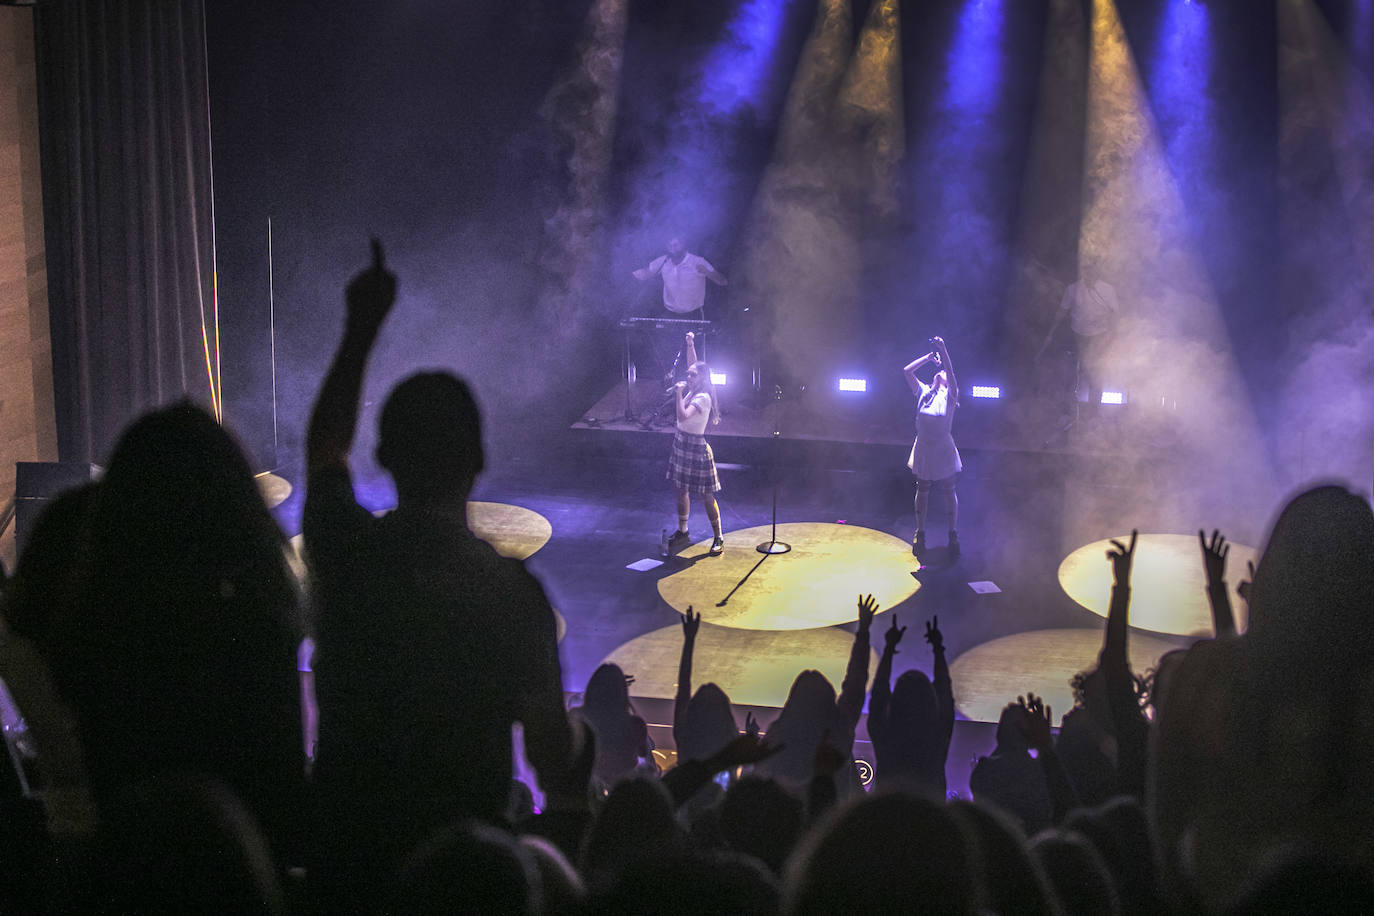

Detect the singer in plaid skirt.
[
  {"left": 666, "top": 333, "right": 725, "bottom": 555},
  {"left": 669, "top": 429, "right": 720, "bottom": 494}
]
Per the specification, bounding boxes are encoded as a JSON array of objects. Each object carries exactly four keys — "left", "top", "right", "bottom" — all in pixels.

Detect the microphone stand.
[
  {"left": 645, "top": 347, "right": 685, "bottom": 429},
  {"left": 756, "top": 384, "right": 792, "bottom": 554}
]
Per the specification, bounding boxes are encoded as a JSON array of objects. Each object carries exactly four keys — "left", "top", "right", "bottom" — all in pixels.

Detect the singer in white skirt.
[
  {"left": 666, "top": 332, "right": 724, "bottom": 555},
  {"left": 903, "top": 336, "right": 962, "bottom": 559}
]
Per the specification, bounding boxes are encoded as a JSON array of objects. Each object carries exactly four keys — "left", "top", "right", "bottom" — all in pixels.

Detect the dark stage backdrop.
[
  {"left": 36, "top": 0, "right": 219, "bottom": 465},
  {"left": 201, "top": 0, "right": 1330, "bottom": 477}
]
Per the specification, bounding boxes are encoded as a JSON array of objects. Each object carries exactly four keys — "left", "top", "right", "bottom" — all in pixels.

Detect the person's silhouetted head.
[
  {"left": 720, "top": 776, "right": 804, "bottom": 874},
  {"left": 685, "top": 362, "right": 719, "bottom": 425},
  {"left": 91, "top": 402, "right": 291, "bottom": 610},
  {"left": 577, "top": 664, "right": 644, "bottom": 788},
  {"left": 1226, "top": 847, "right": 1374, "bottom": 915},
  {"left": 1068, "top": 667, "right": 1113, "bottom": 731},
  {"left": 891, "top": 669, "right": 938, "bottom": 733},
  {"left": 583, "top": 664, "right": 632, "bottom": 718},
  {"left": 949, "top": 800, "right": 1060, "bottom": 916},
  {"left": 758, "top": 670, "right": 843, "bottom": 789},
  {"left": 518, "top": 836, "right": 584, "bottom": 916},
  {"left": 779, "top": 670, "right": 836, "bottom": 721},
  {"left": 593, "top": 848, "right": 779, "bottom": 916},
  {"left": 1245, "top": 484, "right": 1374, "bottom": 675},
  {"left": 395, "top": 820, "right": 540, "bottom": 916},
  {"left": 678, "top": 682, "right": 737, "bottom": 764},
  {"left": 1065, "top": 798, "right": 1161, "bottom": 916},
  {"left": 580, "top": 777, "right": 680, "bottom": 891},
  {"left": 784, "top": 791, "right": 981, "bottom": 915},
  {"left": 86, "top": 774, "right": 287, "bottom": 916},
  {"left": 1029, "top": 829, "right": 1120, "bottom": 916},
  {"left": 377, "top": 372, "right": 485, "bottom": 501}
]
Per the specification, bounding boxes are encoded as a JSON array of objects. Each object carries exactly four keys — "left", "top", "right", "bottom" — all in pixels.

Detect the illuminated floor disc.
[
  {"left": 1059, "top": 533, "right": 1257, "bottom": 637},
  {"left": 657, "top": 523, "right": 919, "bottom": 631},
  {"left": 255, "top": 472, "right": 292, "bottom": 509},
  {"left": 949, "top": 628, "right": 1183, "bottom": 726},
  {"left": 596, "top": 621, "right": 879, "bottom": 710},
  {"left": 467, "top": 501, "right": 553, "bottom": 560}
]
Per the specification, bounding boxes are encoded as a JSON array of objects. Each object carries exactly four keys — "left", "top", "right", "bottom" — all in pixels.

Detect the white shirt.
[
  {"left": 677, "top": 392, "right": 712, "bottom": 436},
  {"left": 647, "top": 253, "right": 714, "bottom": 314}
]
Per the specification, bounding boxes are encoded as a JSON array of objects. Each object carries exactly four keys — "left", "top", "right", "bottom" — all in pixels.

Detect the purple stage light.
[
  {"left": 1155, "top": 0, "right": 1213, "bottom": 173},
  {"left": 969, "top": 385, "right": 1000, "bottom": 399},
  {"left": 837, "top": 378, "right": 867, "bottom": 393},
  {"left": 945, "top": 0, "right": 1006, "bottom": 117},
  {"left": 1354, "top": 0, "right": 1373, "bottom": 62},
  {"left": 694, "top": 0, "right": 793, "bottom": 118}
]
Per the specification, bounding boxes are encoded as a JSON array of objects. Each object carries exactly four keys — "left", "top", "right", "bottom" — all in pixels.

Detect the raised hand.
[
  {"left": 1016, "top": 692, "right": 1054, "bottom": 753},
  {"left": 344, "top": 238, "right": 397, "bottom": 336},
  {"left": 924, "top": 615, "right": 944, "bottom": 653},
  {"left": 1199, "top": 529, "right": 1229, "bottom": 587},
  {"left": 857, "top": 593, "right": 879, "bottom": 633},
  {"left": 1107, "top": 529, "right": 1138, "bottom": 588},
  {"left": 884, "top": 614, "right": 907, "bottom": 652},
  {"left": 1237, "top": 559, "right": 1256, "bottom": 602},
  {"left": 745, "top": 711, "right": 760, "bottom": 740},
  {"left": 680, "top": 606, "right": 700, "bottom": 641}
]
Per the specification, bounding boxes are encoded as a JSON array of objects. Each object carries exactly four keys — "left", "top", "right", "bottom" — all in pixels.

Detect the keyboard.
[{"left": 617, "top": 317, "right": 714, "bottom": 332}]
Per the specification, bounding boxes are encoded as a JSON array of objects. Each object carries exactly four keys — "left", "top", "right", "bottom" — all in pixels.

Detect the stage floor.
[{"left": 272, "top": 405, "right": 1242, "bottom": 797}]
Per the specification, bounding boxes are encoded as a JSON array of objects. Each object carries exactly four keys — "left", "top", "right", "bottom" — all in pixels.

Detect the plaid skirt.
[{"left": 668, "top": 429, "right": 721, "bottom": 495}]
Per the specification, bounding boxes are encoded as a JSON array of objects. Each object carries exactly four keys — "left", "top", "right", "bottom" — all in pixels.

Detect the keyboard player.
[{"left": 631, "top": 236, "right": 728, "bottom": 318}]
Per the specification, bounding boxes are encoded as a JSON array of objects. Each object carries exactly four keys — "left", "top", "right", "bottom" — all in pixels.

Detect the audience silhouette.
[
  {"left": 2, "top": 238, "right": 1371, "bottom": 914},
  {"left": 572, "top": 663, "right": 653, "bottom": 794},
  {"left": 301, "top": 241, "right": 575, "bottom": 910}
]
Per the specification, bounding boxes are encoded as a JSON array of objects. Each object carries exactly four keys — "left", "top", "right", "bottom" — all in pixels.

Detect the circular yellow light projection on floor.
[
  {"left": 657, "top": 523, "right": 919, "bottom": 631},
  {"left": 255, "top": 472, "right": 292, "bottom": 509},
  {"left": 1059, "top": 533, "right": 1256, "bottom": 637},
  {"left": 597, "top": 621, "right": 880, "bottom": 710},
  {"left": 949, "top": 628, "right": 1184, "bottom": 726},
  {"left": 467, "top": 501, "right": 552, "bottom": 560}
]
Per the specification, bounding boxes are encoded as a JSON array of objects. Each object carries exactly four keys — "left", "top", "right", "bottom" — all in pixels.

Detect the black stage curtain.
[{"left": 35, "top": 0, "right": 218, "bottom": 464}]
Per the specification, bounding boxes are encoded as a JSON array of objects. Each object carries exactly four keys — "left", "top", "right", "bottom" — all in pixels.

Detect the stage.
[
  {"left": 285, "top": 397, "right": 1254, "bottom": 799},
  {"left": 572, "top": 376, "right": 1186, "bottom": 464}
]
